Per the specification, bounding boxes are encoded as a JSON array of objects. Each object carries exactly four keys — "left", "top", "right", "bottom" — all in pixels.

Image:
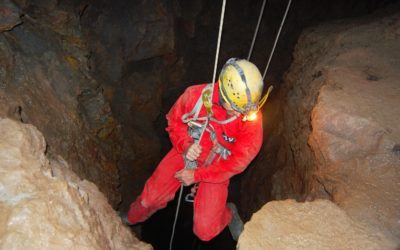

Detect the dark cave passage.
[{"left": 1, "top": 0, "right": 400, "bottom": 249}]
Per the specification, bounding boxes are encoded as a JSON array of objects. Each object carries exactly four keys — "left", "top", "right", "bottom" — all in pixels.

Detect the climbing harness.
[
  {"left": 169, "top": 1, "right": 227, "bottom": 249},
  {"left": 170, "top": 84, "right": 236, "bottom": 249},
  {"left": 181, "top": 84, "right": 236, "bottom": 203}
]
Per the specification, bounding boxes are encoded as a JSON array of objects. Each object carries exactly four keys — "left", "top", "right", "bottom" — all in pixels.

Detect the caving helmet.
[{"left": 218, "top": 58, "right": 263, "bottom": 116}]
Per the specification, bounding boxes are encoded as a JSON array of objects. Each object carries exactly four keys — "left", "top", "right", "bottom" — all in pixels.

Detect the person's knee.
[
  {"left": 140, "top": 192, "right": 174, "bottom": 210},
  {"left": 141, "top": 196, "right": 160, "bottom": 209},
  {"left": 193, "top": 218, "right": 220, "bottom": 241}
]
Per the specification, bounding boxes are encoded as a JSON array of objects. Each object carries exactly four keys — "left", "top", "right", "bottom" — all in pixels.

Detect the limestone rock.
[
  {"left": 234, "top": 7, "right": 400, "bottom": 248},
  {"left": 0, "top": 118, "right": 151, "bottom": 250},
  {"left": 238, "top": 200, "right": 397, "bottom": 250},
  {"left": 0, "top": 0, "right": 21, "bottom": 32},
  {"left": 268, "top": 9, "right": 400, "bottom": 243}
]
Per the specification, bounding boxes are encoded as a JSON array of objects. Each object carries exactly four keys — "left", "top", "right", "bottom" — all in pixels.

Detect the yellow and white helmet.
[{"left": 219, "top": 58, "right": 263, "bottom": 114}]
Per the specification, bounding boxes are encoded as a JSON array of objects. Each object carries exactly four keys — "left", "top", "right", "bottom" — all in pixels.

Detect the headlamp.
[
  {"left": 241, "top": 85, "right": 274, "bottom": 122},
  {"left": 242, "top": 110, "right": 258, "bottom": 122}
]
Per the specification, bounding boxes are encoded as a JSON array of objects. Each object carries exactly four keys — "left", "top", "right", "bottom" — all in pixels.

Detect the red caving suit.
[{"left": 128, "top": 82, "right": 263, "bottom": 241}]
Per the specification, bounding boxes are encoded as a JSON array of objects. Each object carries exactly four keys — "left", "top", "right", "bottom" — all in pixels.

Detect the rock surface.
[
  {"left": 0, "top": 0, "right": 21, "bottom": 32},
  {"left": 0, "top": 1, "right": 121, "bottom": 206},
  {"left": 240, "top": 6, "right": 400, "bottom": 249},
  {"left": 0, "top": 118, "right": 151, "bottom": 250},
  {"left": 273, "top": 9, "right": 400, "bottom": 241},
  {"left": 238, "top": 200, "right": 397, "bottom": 250}
]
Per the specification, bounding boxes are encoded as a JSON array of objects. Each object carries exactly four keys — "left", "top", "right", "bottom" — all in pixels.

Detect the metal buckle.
[{"left": 185, "top": 193, "right": 195, "bottom": 203}]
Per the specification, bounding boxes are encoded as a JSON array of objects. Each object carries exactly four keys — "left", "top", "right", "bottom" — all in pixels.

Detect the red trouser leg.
[
  {"left": 128, "top": 149, "right": 183, "bottom": 223},
  {"left": 193, "top": 180, "right": 232, "bottom": 241}
]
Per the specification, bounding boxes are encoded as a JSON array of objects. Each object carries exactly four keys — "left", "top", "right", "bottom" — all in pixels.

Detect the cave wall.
[
  {"left": 79, "top": 0, "right": 176, "bottom": 211},
  {"left": 240, "top": 0, "right": 400, "bottom": 221},
  {"left": 239, "top": 5, "right": 400, "bottom": 247},
  {"left": 0, "top": 0, "right": 121, "bottom": 206},
  {"left": 2, "top": 0, "right": 399, "bottom": 231}
]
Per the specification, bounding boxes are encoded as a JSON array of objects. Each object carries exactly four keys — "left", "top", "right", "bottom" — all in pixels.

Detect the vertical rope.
[
  {"left": 211, "top": 0, "right": 227, "bottom": 84},
  {"left": 169, "top": 3, "right": 227, "bottom": 247},
  {"left": 169, "top": 184, "right": 184, "bottom": 250},
  {"left": 262, "top": 0, "right": 292, "bottom": 80},
  {"left": 247, "top": 0, "right": 267, "bottom": 61}
]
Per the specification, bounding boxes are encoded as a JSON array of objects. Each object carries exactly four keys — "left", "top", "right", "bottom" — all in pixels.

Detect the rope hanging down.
[
  {"left": 211, "top": 0, "right": 227, "bottom": 84},
  {"left": 263, "top": 0, "right": 292, "bottom": 79},
  {"left": 169, "top": 1, "right": 227, "bottom": 249},
  {"left": 247, "top": 0, "right": 267, "bottom": 60}
]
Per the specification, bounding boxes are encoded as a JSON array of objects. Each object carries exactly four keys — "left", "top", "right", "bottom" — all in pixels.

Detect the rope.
[
  {"left": 211, "top": 0, "right": 227, "bottom": 84},
  {"left": 169, "top": 184, "right": 184, "bottom": 250},
  {"left": 169, "top": 120, "right": 210, "bottom": 250},
  {"left": 171, "top": 1, "right": 227, "bottom": 244},
  {"left": 262, "top": 0, "right": 292, "bottom": 79},
  {"left": 247, "top": 0, "right": 267, "bottom": 60}
]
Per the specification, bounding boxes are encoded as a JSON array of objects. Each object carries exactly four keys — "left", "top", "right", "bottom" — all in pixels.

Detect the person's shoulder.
[{"left": 183, "top": 83, "right": 208, "bottom": 95}]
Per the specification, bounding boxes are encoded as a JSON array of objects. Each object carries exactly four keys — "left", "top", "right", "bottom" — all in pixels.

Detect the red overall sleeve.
[
  {"left": 165, "top": 87, "right": 197, "bottom": 154},
  {"left": 193, "top": 113, "right": 263, "bottom": 183}
]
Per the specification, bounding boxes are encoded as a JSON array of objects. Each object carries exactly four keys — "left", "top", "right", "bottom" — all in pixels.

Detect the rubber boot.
[{"left": 227, "top": 202, "right": 244, "bottom": 241}]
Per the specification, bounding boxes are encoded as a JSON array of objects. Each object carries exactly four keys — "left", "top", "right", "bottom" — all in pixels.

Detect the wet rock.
[
  {"left": 238, "top": 200, "right": 397, "bottom": 250},
  {"left": 0, "top": 118, "right": 151, "bottom": 250},
  {"left": 0, "top": 0, "right": 21, "bottom": 32}
]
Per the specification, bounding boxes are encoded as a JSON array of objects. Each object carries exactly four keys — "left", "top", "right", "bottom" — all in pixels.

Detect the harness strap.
[
  {"left": 204, "top": 143, "right": 231, "bottom": 167},
  {"left": 181, "top": 84, "right": 238, "bottom": 125},
  {"left": 181, "top": 94, "right": 203, "bottom": 123}
]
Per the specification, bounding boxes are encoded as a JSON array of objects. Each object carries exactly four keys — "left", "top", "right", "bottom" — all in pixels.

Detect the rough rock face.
[
  {"left": 274, "top": 10, "right": 400, "bottom": 240},
  {"left": 241, "top": 7, "right": 400, "bottom": 248},
  {"left": 238, "top": 200, "right": 397, "bottom": 250},
  {"left": 81, "top": 0, "right": 174, "bottom": 84},
  {"left": 0, "top": 1, "right": 121, "bottom": 206},
  {"left": 0, "top": 0, "right": 21, "bottom": 31},
  {"left": 79, "top": 0, "right": 176, "bottom": 211},
  {"left": 0, "top": 118, "right": 151, "bottom": 249}
]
